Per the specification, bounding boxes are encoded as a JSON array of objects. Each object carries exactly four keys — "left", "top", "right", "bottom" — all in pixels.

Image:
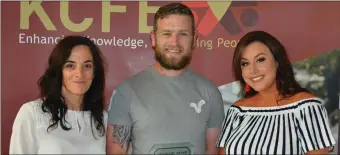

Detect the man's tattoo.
[{"left": 111, "top": 124, "right": 131, "bottom": 149}]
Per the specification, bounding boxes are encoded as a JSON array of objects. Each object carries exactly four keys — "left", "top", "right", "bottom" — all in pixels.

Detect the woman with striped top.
[{"left": 216, "top": 31, "right": 336, "bottom": 155}]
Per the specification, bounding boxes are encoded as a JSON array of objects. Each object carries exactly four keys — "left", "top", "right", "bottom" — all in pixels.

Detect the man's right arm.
[
  {"left": 106, "top": 124, "right": 132, "bottom": 154},
  {"left": 106, "top": 87, "right": 133, "bottom": 154}
]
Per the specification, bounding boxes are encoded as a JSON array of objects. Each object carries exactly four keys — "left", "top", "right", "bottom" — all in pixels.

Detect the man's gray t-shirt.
[{"left": 108, "top": 66, "right": 225, "bottom": 154}]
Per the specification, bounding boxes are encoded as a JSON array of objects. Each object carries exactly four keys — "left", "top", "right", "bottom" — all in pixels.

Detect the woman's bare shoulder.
[
  {"left": 233, "top": 97, "right": 255, "bottom": 107},
  {"left": 290, "top": 92, "right": 316, "bottom": 102}
]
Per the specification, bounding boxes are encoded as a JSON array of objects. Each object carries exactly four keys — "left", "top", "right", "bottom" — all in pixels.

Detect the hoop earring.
[{"left": 245, "top": 84, "right": 251, "bottom": 92}]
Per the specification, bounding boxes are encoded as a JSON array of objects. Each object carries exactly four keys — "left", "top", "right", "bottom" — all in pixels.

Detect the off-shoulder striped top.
[{"left": 216, "top": 98, "right": 336, "bottom": 155}]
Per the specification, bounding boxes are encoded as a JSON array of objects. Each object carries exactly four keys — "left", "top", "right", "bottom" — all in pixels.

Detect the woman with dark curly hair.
[
  {"left": 217, "top": 31, "right": 336, "bottom": 155},
  {"left": 10, "top": 35, "right": 107, "bottom": 154}
]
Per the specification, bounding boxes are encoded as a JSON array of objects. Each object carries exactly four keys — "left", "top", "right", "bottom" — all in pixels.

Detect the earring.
[{"left": 245, "top": 84, "right": 251, "bottom": 92}]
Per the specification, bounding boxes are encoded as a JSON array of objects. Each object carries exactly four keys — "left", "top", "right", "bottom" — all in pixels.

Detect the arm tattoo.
[{"left": 111, "top": 124, "right": 131, "bottom": 150}]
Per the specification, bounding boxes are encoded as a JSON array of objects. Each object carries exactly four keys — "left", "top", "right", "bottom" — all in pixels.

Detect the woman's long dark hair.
[
  {"left": 38, "top": 35, "right": 106, "bottom": 137},
  {"left": 232, "top": 31, "right": 309, "bottom": 99}
]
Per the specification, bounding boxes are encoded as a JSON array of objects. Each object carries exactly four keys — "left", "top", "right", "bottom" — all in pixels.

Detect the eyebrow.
[
  {"left": 65, "top": 60, "right": 93, "bottom": 63},
  {"left": 255, "top": 53, "right": 267, "bottom": 58},
  {"left": 159, "top": 30, "right": 171, "bottom": 32},
  {"left": 179, "top": 30, "right": 190, "bottom": 33},
  {"left": 160, "top": 29, "right": 190, "bottom": 33},
  {"left": 241, "top": 52, "right": 267, "bottom": 60}
]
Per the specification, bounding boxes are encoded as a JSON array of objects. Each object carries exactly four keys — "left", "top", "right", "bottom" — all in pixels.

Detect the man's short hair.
[{"left": 153, "top": 3, "right": 195, "bottom": 34}]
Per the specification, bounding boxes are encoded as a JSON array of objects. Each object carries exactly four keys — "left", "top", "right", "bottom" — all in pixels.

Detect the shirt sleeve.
[
  {"left": 216, "top": 108, "right": 239, "bottom": 147},
  {"left": 294, "top": 98, "right": 336, "bottom": 153},
  {"left": 108, "top": 84, "right": 133, "bottom": 126},
  {"left": 9, "top": 103, "right": 37, "bottom": 154},
  {"left": 207, "top": 87, "right": 225, "bottom": 128}
]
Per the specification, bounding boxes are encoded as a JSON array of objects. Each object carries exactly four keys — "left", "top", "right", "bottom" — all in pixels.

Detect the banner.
[{"left": 2, "top": 1, "right": 340, "bottom": 154}]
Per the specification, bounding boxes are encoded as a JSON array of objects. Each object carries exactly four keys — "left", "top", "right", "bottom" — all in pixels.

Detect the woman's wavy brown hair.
[
  {"left": 232, "top": 31, "right": 309, "bottom": 99},
  {"left": 38, "top": 35, "right": 106, "bottom": 137}
]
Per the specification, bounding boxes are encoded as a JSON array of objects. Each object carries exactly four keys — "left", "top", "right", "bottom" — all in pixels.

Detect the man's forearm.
[
  {"left": 206, "top": 147, "right": 219, "bottom": 154},
  {"left": 106, "top": 124, "right": 131, "bottom": 154},
  {"left": 206, "top": 128, "right": 221, "bottom": 155}
]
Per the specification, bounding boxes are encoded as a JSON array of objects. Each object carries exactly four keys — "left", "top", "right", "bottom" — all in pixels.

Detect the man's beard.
[{"left": 154, "top": 46, "right": 192, "bottom": 70}]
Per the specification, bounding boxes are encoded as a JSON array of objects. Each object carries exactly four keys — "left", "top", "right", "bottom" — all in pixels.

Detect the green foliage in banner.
[{"left": 293, "top": 49, "right": 340, "bottom": 126}]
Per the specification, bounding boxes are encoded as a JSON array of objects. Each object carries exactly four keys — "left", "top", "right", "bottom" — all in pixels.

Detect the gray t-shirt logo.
[
  {"left": 149, "top": 142, "right": 194, "bottom": 155},
  {"left": 189, "top": 100, "right": 206, "bottom": 113}
]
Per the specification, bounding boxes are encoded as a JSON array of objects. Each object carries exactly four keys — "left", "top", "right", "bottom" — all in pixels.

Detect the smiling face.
[
  {"left": 240, "top": 41, "right": 278, "bottom": 92},
  {"left": 151, "top": 14, "right": 196, "bottom": 70},
  {"left": 62, "top": 45, "right": 94, "bottom": 96}
]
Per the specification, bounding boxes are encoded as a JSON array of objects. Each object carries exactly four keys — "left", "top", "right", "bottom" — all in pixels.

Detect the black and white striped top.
[{"left": 216, "top": 98, "right": 336, "bottom": 155}]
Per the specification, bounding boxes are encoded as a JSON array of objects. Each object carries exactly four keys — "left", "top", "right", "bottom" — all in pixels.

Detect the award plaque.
[{"left": 149, "top": 142, "right": 194, "bottom": 155}]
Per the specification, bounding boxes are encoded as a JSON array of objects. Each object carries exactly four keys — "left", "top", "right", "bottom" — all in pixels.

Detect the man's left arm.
[
  {"left": 206, "top": 87, "right": 225, "bottom": 154},
  {"left": 206, "top": 128, "right": 221, "bottom": 154}
]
